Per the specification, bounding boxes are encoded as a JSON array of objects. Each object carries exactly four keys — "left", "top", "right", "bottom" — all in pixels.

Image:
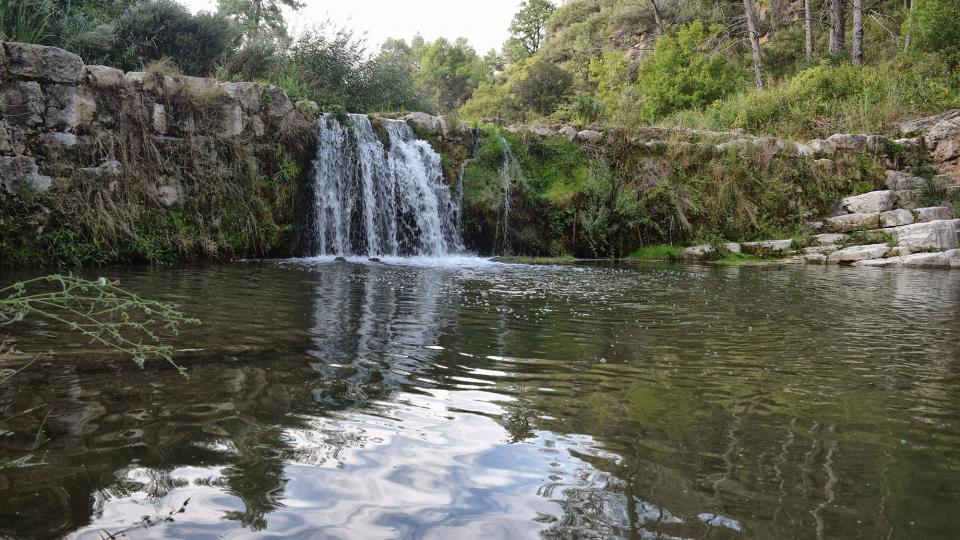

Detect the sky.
[{"left": 179, "top": 0, "right": 523, "bottom": 55}]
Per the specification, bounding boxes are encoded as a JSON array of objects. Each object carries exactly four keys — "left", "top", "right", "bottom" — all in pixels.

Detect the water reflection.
[{"left": 1, "top": 261, "right": 959, "bottom": 538}]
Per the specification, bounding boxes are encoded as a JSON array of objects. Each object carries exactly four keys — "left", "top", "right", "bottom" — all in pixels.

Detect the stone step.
[
  {"left": 889, "top": 219, "right": 960, "bottom": 251},
  {"left": 886, "top": 170, "right": 926, "bottom": 191},
  {"left": 827, "top": 244, "right": 890, "bottom": 264},
  {"left": 914, "top": 206, "right": 954, "bottom": 222},
  {"left": 854, "top": 250, "right": 960, "bottom": 269},
  {"left": 825, "top": 212, "right": 880, "bottom": 232},
  {"left": 840, "top": 190, "right": 895, "bottom": 214},
  {"left": 811, "top": 233, "right": 850, "bottom": 246}
]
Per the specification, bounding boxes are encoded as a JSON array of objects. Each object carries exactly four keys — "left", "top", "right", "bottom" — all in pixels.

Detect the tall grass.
[{"left": 0, "top": 0, "right": 54, "bottom": 44}]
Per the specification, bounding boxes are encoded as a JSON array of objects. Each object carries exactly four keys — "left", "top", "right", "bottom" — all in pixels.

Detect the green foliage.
[
  {"left": 112, "top": 0, "right": 241, "bottom": 75},
  {"left": 909, "top": 0, "right": 960, "bottom": 63},
  {"left": 217, "top": 0, "right": 304, "bottom": 40},
  {"left": 414, "top": 37, "right": 487, "bottom": 113},
  {"left": 631, "top": 21, "right": 742, "bottom": 123},
  {"left": 508, "top": 0, "right": 556, "bottom": 59},
  {"left": 630, "top": 244, "right": 683, "bottom": 260},
  {"left": 0, "top": 0, "right": 55, "bottom": 43},
  {"left": 514, "top": 59, "right": 573, "bottom": 116}
]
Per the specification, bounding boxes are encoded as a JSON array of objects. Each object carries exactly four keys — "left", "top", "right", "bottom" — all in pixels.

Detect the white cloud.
[{"left": 178, "top": 0, "right": 522, "bottom": 55}]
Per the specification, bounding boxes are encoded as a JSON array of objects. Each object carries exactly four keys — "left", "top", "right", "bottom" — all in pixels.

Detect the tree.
[
  {"left": 416, "top": 37, "right": 486, "bottom": 113},
  {"left": 743, "top": 0, "right": 764, "bottom": 88},
  {"left": 649, "top": 0, "right": 664, "bottom": 35},
  {"left": 804, "top": 0, "right": 814, "bottom": 59},
  {"left": 514, "top": 58, "right": 572, "bottom": 115},
  {"left": 829, "top": 0, "right": 846, "bottom": 54},
  {"left": 508, "top": 0, "right": 555, "bottom": 58},
  {"left": 852, "top": 0, "right": 864, "bottom": 64},
  {"left": 217, "top": 0, "right": 303, "bottom": 40},
  {"left": 908, "top": 0, "right": 960, "bottom": 65}
]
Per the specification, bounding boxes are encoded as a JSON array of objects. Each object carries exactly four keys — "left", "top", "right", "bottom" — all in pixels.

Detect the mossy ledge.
[{"left": 0, "top": 41, "right": 316, "bottom": 267}]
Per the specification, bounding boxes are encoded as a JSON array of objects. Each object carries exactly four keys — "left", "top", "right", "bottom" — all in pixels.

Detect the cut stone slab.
[
  {"left": 890, "top": 220, "right": 960, "bottom": 251},
  {"left": 880, "top": 209, "right": 914, "bottom": 228},
  {"left": 811, "top": 233, "right": 849, "bottom": 246},
  {"left": 827, "top": 244, "right": 890, "bottom": 264},
  {"left": 901, "top": 252, "right": 951, "bottom": 268},
  {"left": 825, "top": 213, "right": 880, "bottom": 232},
  {"left": 741, "top": 239, "right": 794, "bottom": 255},
  {"left": 841, "top": 191, "right": 895, "bottom": 214},
  {"left": 914, "top": 207, "right": 953, "bottom": 223}
]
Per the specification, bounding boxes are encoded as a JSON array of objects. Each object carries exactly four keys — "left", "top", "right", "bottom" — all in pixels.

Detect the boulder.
[
  {"left": 576, "top": 129, "right": 602, "bottom": 144},
  {"left": 221, "top": 104, "right": 243, "bottom": 137},
  {"left": 0, "top": 156, "right": 53, "bottom": 195},
  {"left": 890, "top": 219, "right": 960, "bottom": 251},
  {"left": 123, "top": 71, "right": 145, "bottom": 86},
  {"left": 841, "top": 191, "right": 895, "bottom": 214},
  {"left": 880, "top": 209, "right": 914, "bottom": 228},
  {"left": 4, "top": 42, "right": 85, "bottom": 83},
  {"left": 265, "top": 85, "right": 293, "bottom": 118},
  {"left": 923, "top": 111, "right": 960, "bottom": 163},
  {"left": 826, "top": 133, "right": 868, "bottom": 152},
  {"left": 741, "top": 239, "right": 793, "bottom": 255},
  {"left": 825, "top": 212, "right": 880, "bottom": 232},
  {"left": 945, "top": 249, "right": 960, "bottom": 268},
  {"left": 529, "top": 125, "right": 555, "bottom": 138},
  {"left": 803, "top": 253, "right": 827, "bottom": 264},
  {"left": 892, "top": 137, "right": 924, "bottom": 154},
  {"left": 679, "top": 243, "right": 741, "bottom": 259},
  {"left": 403, "top": 112, "right": 440, "bottom": 135},
  {"left": 0, "top": 120, "right": 20, "bottom": 154},
  {"left": 802, "top": 245, "right": 838, "bottom": 255},
  {"left": 222, "top": 82, "right": 261, "bottom": 112},
  {"left": 901, "top": 252, "right": 951, "bottom": 268},
  {"left": 43, "top": 131, "right": 78, "bottom": 148},
  {"left": 180, "top": 75, "right": 218, "bottom": 98},
  {"left": 827, "top": 244, "right": 890, "bottom": 264},
  {"left": 811, "top": 233, "right": 849, "bottom": 246},
  {"left": 558, "top": 125, "right": 577, "bottom": 142},
  {"left": 45, "top": 84, "right": 96, "bottom": 130},
  {"left": 295, "top": 100, "right": 319, "bottom": 118},
  {"left": 86, "top": 65, "right": 125, "bottom": 88},
  {"left": 0, "top": 80, "right": 45, "bottom": 127},
  {"left": 78, "top": 160, "right": 122, "bottom": 178},
  {"left": 854, "top": 257, "right": 902, "bottom": 267},
  {"left": 885, "top": 170, "right": 925, "bottom": 191},
  {"left": 899, "top": 111, "right": 955, "bottom": 137},
  {"left": 913, "top": 207, "right": 953, "bottom": 223}
]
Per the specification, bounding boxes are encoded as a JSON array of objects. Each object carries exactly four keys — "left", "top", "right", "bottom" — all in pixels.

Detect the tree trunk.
[
  {"left": 743, "top": 0, "right": 764, "bottom": 89},
  {"left": 649, "top": 0, "right": 664, "bottom": 35},
  {"left": 829, "top": 0, "right": 846, "bottom": 54},
  {"left": 903, "top": 0, "right": 914, "bottom": 52},
  {"left": 805, "top": 0, "right": 814, "bottom": 59},
  {"left": 852, "top": 0, "right": 864, "bottom": 64}
]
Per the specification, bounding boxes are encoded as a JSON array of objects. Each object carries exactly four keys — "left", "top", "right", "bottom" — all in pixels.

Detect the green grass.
[{"left": 630, "top": 244, "right": 683, "bottom": 260}]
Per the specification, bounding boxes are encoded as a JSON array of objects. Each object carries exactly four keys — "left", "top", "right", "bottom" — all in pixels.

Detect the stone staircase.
[{"left": 681, "top": 169, "right": 960, "bottom": 269}]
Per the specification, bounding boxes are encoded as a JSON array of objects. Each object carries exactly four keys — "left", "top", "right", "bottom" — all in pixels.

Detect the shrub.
[{"left": 514, "top": 59, "right": 573, "bottom": 116}]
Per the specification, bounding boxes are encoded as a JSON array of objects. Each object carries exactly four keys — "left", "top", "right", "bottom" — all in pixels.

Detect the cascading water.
[
  {"left": 496, "top": 132, "right": 518, "bottom": 254},
  {"left": 303, "top": 114, "right": 463, "bottom": 257}
]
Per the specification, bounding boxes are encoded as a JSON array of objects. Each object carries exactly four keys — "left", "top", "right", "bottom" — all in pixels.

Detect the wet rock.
[
  {"left": 891, "top": 219, "right": 960, "bottom": 251},
  {"left": 914, "top": 206, "right": 953, "bottom": 223},
  {"left": 576, "top": 129, "right": 602, "bottom": 144},
  {"left": 811, "top": 233, "right": 849, "bottom": 246},
  {"left": 4, "top": 42, "right": 85, "bottom": 83},
  {"left": 45, "top": 84, "right": 96, "bottom": 129},
  {"left": 827, "top": 244, "right": 890, "bottom": 264},
  {"left": 86, "top": 65, "right": 125, "bottom": 88},
  {"left": 880, "top": 209, "right": 914, "bottom": 228},
  {"left": 741, "top": 239, "right": 793, "bottom": 255},
  {"left": 841, "top": 190, "right": 895, "bottom": 214},
  {"left": 825, "top": 212, "right": 880, "bottom": 232},
  {"left": 0, "top": 80, "right": 45, "bottom": 127},
  {"left": 0, "top": 156, "right": 53, "bottom": 195}
]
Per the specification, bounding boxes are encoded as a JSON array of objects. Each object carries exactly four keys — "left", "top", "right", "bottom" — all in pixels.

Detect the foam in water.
[{"left": 303, "top": 114, "right": 464, "bottom": 257}]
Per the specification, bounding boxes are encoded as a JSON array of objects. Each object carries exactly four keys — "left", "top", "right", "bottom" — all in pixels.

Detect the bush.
[
  {"left": 112, "top": 0, "right": 240, "bottom": 75},
  {"left": 631, "top": 21, "right": 742, "bottom": 123},
  {"left": 514, "top": 59, "right": 573, "bottom": 116},
  {"left": 909, "top": 0, "right": 960, "bottom": 64}
]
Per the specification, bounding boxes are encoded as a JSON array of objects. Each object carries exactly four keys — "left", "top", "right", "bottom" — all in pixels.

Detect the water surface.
[{"left": 2, "top": 259, "right": 959, "bottom": 539}]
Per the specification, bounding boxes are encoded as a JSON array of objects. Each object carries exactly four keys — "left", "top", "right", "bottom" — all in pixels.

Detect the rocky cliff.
[{"left": 0, "top": 41, "right": 315, "bottom": 266}]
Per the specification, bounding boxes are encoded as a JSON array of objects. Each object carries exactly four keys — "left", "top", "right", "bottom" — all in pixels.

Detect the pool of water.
[{"left": 2, "top": 259, "right": 959, "bottom": 539}]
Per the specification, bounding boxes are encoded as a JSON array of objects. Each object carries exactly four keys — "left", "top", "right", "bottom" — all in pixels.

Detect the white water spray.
[{"left": 303, "top": 114, "right": 464, "bottom": 257}]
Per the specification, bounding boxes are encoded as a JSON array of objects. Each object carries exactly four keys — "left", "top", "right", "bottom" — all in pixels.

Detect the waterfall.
[
  {"left": 497, "top": 133, "right": 518, "bottom": 254},
  {"left": 303, "top": 114, "right": 463, "bottom": 257}
]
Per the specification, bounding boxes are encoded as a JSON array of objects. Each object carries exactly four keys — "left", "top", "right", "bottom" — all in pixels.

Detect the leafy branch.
[{"left": 0, "top": 275, "right": 200, "bottom": 377}]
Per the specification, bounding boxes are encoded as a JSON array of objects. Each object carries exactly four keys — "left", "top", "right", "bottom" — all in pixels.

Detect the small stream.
[{"left": 2, "top": 259, "right": 960, "bottom": 538}]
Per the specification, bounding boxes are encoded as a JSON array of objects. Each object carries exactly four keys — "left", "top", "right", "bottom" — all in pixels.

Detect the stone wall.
[{"left": 0, "top": 42, "right": 316, "bottom": 266}]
